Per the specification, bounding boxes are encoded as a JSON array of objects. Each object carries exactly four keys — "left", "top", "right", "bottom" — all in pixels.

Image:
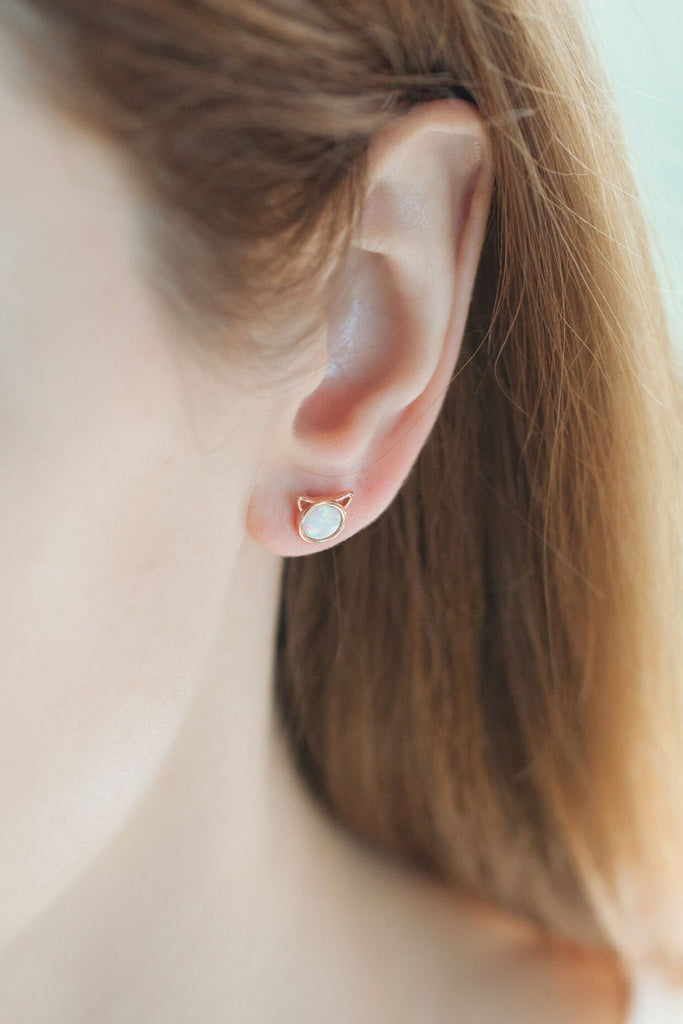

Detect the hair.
[{"left": 6, "top": 0, "right": 683, "bottom": 981}]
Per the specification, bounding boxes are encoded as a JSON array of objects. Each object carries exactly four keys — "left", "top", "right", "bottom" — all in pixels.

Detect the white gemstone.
[{"left": 301, "top": 502, "right": 343, "bottom": 541}]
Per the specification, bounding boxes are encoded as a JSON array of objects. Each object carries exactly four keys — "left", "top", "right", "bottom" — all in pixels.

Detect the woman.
[{"left": 0, "top": 0, "right": 681, "bottom": 1020}]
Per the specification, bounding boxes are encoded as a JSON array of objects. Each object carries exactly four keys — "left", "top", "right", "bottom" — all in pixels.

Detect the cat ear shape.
[{"left": 296, "top": 492, "right": 353, "bottom": 513}]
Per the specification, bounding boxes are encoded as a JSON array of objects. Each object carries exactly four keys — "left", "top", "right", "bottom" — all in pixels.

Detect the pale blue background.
[{"left": 584, "top": 0, "right": 682, "bottom": 348}]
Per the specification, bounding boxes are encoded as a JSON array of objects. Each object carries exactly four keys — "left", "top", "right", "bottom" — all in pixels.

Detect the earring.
[{"left": 296, "top": 491, "right": 353, "bottom": 544}]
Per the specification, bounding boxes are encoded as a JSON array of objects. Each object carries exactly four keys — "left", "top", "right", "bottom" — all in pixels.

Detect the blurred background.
[{"left": 585, "top": 0, "right": 682, "bottom": 351}]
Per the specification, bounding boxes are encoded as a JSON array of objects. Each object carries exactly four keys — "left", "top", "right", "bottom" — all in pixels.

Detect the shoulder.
[
  {"left": 626, "top": 968, "right": 683, "bottom": 1024},
  {"left": 361, "top": 867, "right": 629, "bottom": 1023},
  {"left": 497, "top": 938, "right": 630, "bottom": 1024},
  {"left": 437, "top": 894, "right": 629, "bottom": 1024},
  {"left": 322, "top": 833, "right": 630, "bottom": 1023}
]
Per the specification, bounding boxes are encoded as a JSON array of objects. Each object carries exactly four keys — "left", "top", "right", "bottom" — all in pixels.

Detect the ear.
[{"left": 247, "top": 98, "right": 492, "bottom": 555}]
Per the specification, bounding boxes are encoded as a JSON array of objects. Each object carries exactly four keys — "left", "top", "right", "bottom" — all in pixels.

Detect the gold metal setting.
[{"left": 296, "top": 491, "right": 354, "bottom": 544}]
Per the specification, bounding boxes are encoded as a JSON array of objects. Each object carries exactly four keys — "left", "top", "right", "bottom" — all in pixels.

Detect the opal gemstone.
[{"left": 300, "top": 502, "right": 343, "bottom": 541}]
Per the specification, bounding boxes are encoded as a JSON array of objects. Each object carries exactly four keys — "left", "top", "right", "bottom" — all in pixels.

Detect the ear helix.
[{"left": 296, "top": 492, "right": 353, "bottom": 544}]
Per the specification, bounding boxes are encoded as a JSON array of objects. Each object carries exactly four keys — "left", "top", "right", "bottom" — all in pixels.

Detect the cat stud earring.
[{"left": 296, "top": 491, "right": 354, "bottom": 544}]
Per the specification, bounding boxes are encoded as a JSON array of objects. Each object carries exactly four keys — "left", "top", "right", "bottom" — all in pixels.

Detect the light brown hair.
[{"left": 6, "top": 0, "right": 683, "bottom": 979}]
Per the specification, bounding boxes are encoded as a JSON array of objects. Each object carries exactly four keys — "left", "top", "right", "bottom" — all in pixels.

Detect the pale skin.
[{"left": 0, "top": 26, "right": 629, "bottom": 1024}]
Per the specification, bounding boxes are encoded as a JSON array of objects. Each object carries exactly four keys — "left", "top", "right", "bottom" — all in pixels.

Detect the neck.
[
  {"left": 0, "top": 533, "right": 576, "bottom": 1024},
  {"left": 0, "top": 536, "right": 323, "bottom": 1020}
]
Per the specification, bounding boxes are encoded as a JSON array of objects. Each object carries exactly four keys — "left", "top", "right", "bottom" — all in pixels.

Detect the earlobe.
[{"left": 246, "top": 98, "right": 492, "bottom": 557}]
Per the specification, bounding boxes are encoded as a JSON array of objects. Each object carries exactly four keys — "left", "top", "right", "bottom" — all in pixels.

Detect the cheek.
[
  {"left": 0, "top": 66, "right": 265, "bottom": 941},
  {"left": 0, "top": 61, "right": 212, "bottom": 653},
  {"left": 0, "top": 83, "right": 213, "bottom": 938},
  {"left": 0, "top": 253, "right": 195, "bottom": 653},
  {"left": 0, "top": 351, "right": 194, "bottom": 928},
  {"left": 0, "top": 346, "right": 238, "bottom": 945}
]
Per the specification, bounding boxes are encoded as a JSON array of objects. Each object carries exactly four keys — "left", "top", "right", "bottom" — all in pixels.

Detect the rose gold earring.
[{"left": 296, "top": 491, "right": 353, "bottom": 544}]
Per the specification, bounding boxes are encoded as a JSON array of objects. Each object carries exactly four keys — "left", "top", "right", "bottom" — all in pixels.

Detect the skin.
[{"left": 0, "top": 25, "right": 628, "bottom": 1024}]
